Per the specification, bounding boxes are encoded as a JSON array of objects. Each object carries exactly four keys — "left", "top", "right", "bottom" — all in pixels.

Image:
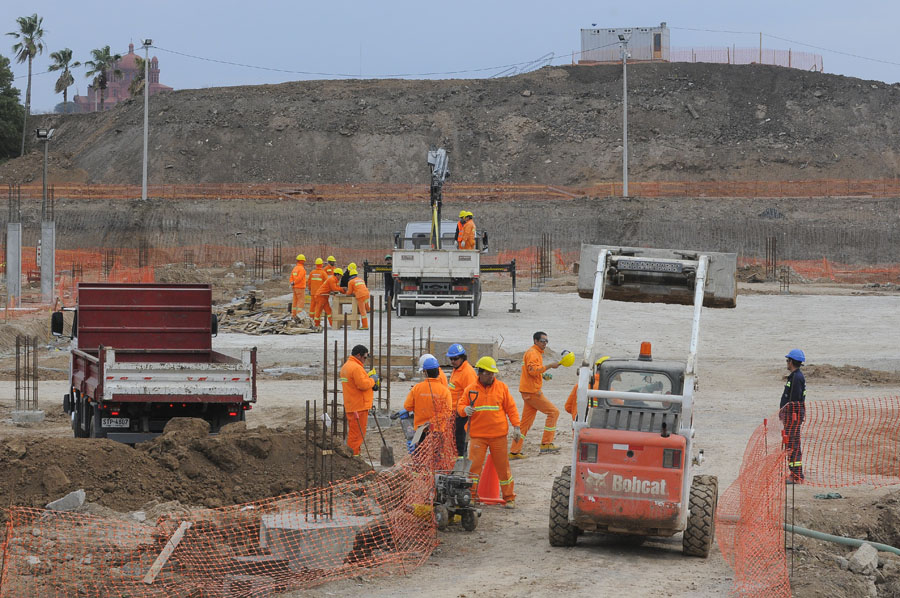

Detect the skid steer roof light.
[{"left": 639, "top": 342, "right": 652, "bottom": 361}]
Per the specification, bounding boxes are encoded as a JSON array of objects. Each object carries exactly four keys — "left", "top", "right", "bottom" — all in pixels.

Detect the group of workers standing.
[
  {"left": 289, "top": 254, "right": 371, "bottom": 330},
  {"left": 456, "top": 210, "right": 477, "bottom": 250}
]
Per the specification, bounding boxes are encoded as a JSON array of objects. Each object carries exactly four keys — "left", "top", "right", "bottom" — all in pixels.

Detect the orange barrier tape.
[
  {"left": 739, "top": 256, "right": 900, "bottom": 284},
  {"left": 717, "top": 397, "right": 900, "bottom": 597}
]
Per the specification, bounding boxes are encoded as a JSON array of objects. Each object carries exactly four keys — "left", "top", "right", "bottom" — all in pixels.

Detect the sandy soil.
[{"left": 2, "top": 288, "right": 899, "bottom": 597}]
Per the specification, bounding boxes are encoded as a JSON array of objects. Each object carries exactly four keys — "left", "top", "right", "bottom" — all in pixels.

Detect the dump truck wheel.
[
  {"left": 434, "top": 504, "right": 450, "bottom": 531},
  {"left": 683, "top": 475, "right": 718, "bottom": 557},
  {"left": 89, "top": 405, "right": 107, "bottom": 439},
  {"left": 549, "top": 470, "right": 578, "bottom": 547},
  {"left": 461, "top": 509, "right": 478, "bottom": 531}
]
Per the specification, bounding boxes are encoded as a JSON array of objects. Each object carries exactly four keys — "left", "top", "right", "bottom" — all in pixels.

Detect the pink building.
[{"left": 73, "top": 43, "right": 172, "bottom": 112}]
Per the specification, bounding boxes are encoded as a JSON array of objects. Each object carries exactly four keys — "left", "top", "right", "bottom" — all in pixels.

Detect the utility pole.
[
  {"left": 619, "top": 32, "right": 631, "bottom": 197},
  {"left": 141, "top": 39, "right": 152, "bottom": 201}
]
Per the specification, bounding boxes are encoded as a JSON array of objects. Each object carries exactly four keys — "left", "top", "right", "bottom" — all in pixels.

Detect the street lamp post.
[
  {"left": 618, "top": 33, "right": 631, "bottom": 197},
  {"left": 35, "top": 127, "right": 56, "bottom": 304},
  {"left": 35, "top": 128, "right": 55, "bottom": 216},
  {"left": 141, "top": 39, "right": 152, "bottom": 201}
]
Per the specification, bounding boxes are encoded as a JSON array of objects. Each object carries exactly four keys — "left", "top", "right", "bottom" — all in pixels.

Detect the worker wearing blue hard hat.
[
  {"left": 446, "top": 343, "right": 478, "bottom": 458},
  {"left": 780, "top": 348, "right": 807, "bottom": 484}
]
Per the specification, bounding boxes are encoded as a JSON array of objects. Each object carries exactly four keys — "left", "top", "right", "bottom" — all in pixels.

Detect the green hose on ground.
[{"left": 784, "top": 524, "right": 900, "bottom": 556}]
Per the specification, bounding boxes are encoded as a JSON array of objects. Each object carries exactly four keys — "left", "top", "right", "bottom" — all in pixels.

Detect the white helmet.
[{"left": 418, "top": 353, "right": 437, "bottom": 372}]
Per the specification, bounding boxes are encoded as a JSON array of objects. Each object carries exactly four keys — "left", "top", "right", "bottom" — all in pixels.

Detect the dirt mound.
[
  {"left": 802, "top": 364, "right": 900, "bottom": 385},
  {"left": 7, "top": 63, "right": 900, "bottom": 187},
  {"left": 0, "top": 418, "right": 369, "bottom": 521}
]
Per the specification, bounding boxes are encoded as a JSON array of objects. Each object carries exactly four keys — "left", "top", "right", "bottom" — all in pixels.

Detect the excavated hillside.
[{"left": 4, "top": 62, "right": 900, "bottom": 185}]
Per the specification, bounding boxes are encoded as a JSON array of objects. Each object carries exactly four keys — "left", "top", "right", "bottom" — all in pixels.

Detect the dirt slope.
[{"left": 4, "top": 63, "right": 900, "bottom": 185}]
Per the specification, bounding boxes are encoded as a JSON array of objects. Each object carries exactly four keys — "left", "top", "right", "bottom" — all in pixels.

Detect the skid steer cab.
[{"left": 549, "top": 245, "right": 736, "bottom": 557}]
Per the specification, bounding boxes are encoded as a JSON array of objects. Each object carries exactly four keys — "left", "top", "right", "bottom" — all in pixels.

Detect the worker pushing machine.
[
  {"left": 289, "top": 254, "right": 308, "bottom": 318},
  {"left": 404, "top": 355, "right": 454, "bottom": 465},
  {"left": 459, "top": 356, "right": 521, "bottom": 508},
  {"left": 780, "top": 348, "right": 807, "bottom": 484},
  {"left": 510, "top": 331, "right": 562, "bottom": 458},
  {"left": 345, "top": 264, "right": 371, "bottom": 330},
  {"left": 313, "top": 267, "right": 344, "bottom": 328},
  {"left": 459, "top": 211, "right": 476, "bottom": 250},
  {"left": 341, "top": 344, "right": 379, "bottom": 456},
  {"left": 447, "top": 343, "right": 478, "bottom": 458}
]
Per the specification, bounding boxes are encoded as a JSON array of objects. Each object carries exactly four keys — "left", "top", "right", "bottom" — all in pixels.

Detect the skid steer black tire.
[
  {"left": 683, "top": 475, "right": 718, "bottom": 557},
  {"left": 549, "top": 470, "right": 578, "bottom": 547}
]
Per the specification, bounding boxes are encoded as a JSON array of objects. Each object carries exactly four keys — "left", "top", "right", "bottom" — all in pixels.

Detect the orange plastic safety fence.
[
  {"left": 0, "top": 413, "right": 458, "bottom": 597},
  {"left": 717, "top": 397, "right": 900, "bottom": 597},
  {"left": 739, "top": 256, "right": 900, "bottom": 284}
]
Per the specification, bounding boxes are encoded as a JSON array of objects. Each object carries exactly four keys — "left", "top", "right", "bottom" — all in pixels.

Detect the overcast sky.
[{"left": 3, "top": 0, "right": 898, "bottom": 113}]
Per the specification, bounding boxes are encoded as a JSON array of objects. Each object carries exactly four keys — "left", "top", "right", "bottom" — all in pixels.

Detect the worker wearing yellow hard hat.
[
  {"left": 459, "top": 210, "right": 477, "bottom": 250},
  {"left": 315, "top": 257, "right": 323, "bottom": 265},
  {"left": 325, "top": 255, "right": 337, "bottom": 276},
  {"left": 344, "top": 264, "right": 371, "bottom": 329},
  {"left": 511, "top": 331, "right": 566, "bottom": 458},
  {"left": 458, "top": 355, "right": 521, "bottom": 508},
  {"left": 565, "top": 356, "right": 611, "bottom": 420},
  {"left": 290, "top": 254, "right": 308, "bottom": 318},
  {"left": 308, "top": 258, "right": 328, "bottom": 325},
  {"left": 456, "top": 211, "right": 467, "bottom": 246},
  {"left": 312, "top": 266, "right": 344, "bottom": 328}
]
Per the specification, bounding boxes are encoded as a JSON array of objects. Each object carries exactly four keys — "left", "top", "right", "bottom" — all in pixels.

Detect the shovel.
[{"left": 371, "top": 408, "right": 395, "bottom": 467}]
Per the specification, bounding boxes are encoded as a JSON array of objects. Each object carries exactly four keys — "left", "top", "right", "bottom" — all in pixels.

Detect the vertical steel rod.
[{"left": 386, "top": 294, "right": 392, "bottom": 411}]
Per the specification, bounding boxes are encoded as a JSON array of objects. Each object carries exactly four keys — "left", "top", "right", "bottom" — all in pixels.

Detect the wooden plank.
[{"left": 143, "top": 520, "right": 193, "bottom": 584}]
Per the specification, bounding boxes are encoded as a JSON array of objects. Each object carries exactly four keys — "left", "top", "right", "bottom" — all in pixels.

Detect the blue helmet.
[
  {"left": 422, "top": 356, "right": 440, "bottom": 370},
  {"left": 446, "top": 343, "right": 466, "bottom": 359},
  {"left": 785, "top": 349, "right": 806, "bottom": 363}
]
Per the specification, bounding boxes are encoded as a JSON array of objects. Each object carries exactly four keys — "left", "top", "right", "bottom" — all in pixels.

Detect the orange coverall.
[
  {"left": 345, "top": 276, "right": 371, "bottom": 329},
  {"left": 324, "top": 264, "right": 335, "bottom": 276},
  {"left": 565, "top": 372, "right": 602, "bottom": 420},
  {"left": 405, "top": 377, "right": 454, "bottom": 468},
  {"left": 307, "top": 266, "right": 327, "bottom": 325},
  {"left": 458, "top": 378, "right": 521, "bottom": 502},
  {"left": 459, "top": 219, "right": 476, "bottom": 250},
  {"left": 341, "top": 354, "right": 376, "bottom": 455},
  {"left": 313, "top": 274, "right": 343, "bottom": 328},
  {"left": 510, "top": 343, "right": 559, "bottom": 453},
  {"left": 448, "top": 359, "right": 478, "bottom": 457},
  {"left": 289, "top": 263, "right": 307, "bottom": 317}
]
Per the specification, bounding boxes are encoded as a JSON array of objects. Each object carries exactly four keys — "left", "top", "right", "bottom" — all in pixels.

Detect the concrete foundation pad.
[
  {"left": 260, "top": 511, "right": 376, "bottom": 571},
  {"left": 429, "top": 340, "right": 498, "bottom": 365},
  {"left": 12, "top": 410, "right": 45, "bottom": 424}
]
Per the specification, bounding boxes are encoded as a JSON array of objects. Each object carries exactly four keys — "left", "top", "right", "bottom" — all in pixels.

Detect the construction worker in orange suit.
[
  {"left": 307, "top": 258, "right": 327, "bottom": 326},
  {"left": 341, "top": 344, "right": 378, "bottom": 456},
  {"left": 447, "top": 343, "right": 478, "bottom": 458},
  {"left": 509, "top": 331, "right": 561, "bottom": 459},
  {"left": 289, "top": 254, "right": 308, "bottom": 318},
  {"left": 324, "top": 255, "right": 337, "bottom": 277},
  {"left": 313, "top": 267, "right": 344, "bottom": 329},
  {"left": 564, "top": 356, "right": 613, "bottom": 420},
  {"left": 404, "top": 355, "right": 454, "bottom": 467},
  {"left": 459, "top": 211, "right": 477, "bottom": 250},
  {"left": 459, "top": 357, "right": 520, "bottom": 508},
  {"left": 344, "top": 264, "right": 371, "bottom": 330},
  {"left": 455, "top": 210, "right": 466, "bottom": 247}
]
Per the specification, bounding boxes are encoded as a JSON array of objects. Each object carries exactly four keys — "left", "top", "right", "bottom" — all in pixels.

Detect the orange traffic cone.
[{"left": 477, "top": 457, "right": 506, "bottom": 505}]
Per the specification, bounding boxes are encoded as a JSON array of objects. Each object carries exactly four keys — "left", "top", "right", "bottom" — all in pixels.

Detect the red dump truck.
[{"left": 52, "top": 283, "right": 257, "bottom": 443}]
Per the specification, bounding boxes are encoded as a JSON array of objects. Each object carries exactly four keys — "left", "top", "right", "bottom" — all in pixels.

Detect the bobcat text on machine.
[{"left": 549, "top": 245, "right": 737, "bottom": 557}]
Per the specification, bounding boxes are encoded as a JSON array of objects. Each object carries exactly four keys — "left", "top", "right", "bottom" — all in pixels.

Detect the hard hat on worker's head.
[
  {"left": 418, "top": 353, "right": 437, "bottom": 372},
  {"left": 385, "top": 254, "right": 392, "bottom": 261},
  {"left": 422, "top": 356, "right": 440, "bottom": 371},
  {"left": 327, "top": 255, "right": 336, "bottom": 263},
  {"left": 594, "top": 355, "right": 611, "bottom": 367},
  {"left": 347, "top": 262, "right": 357, "bottom": 273},
  {"left": 296, "top": 254, "right": 306, "bottom": 262},
  {"left": 459, "top": 210, "right": 467, "bottom": 219},
  {"left": 465, "top": 211, "right": 473, "bottom": 218},
  {"left": 559, "top": 350, "right": 575, "bottom": 368},
  {"left": 446, "top": 343, "right": 466, "bottom": 359},
  {"left": 315, "top": 258, "right": 324, "bottom": 265},
  {"left": 475, "top": 356, "right": 499, "bottom": 373},
  {"left": 785, "top": 349, "right": 806, "bottom": 364},
  {"left": 333, "top": 267, "right": 344, "bottom": 276}
]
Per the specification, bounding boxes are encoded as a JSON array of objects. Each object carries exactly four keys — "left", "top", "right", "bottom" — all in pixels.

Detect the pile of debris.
[{"left": 215, "top": 291, "right": 317, "bottom": 335}]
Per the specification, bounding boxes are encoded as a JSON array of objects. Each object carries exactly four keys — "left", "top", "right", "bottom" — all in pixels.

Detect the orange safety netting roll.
[
  {"left": 716, "top": 397, "right": 900, "bottom": 597},
  {"left": 0, "top": 412, "right": 458, "bottom": 597}
]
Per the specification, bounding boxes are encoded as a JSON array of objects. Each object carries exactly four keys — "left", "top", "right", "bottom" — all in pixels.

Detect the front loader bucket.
[{"left": 577, "top": 245, "right": 737, "bottom": 308}]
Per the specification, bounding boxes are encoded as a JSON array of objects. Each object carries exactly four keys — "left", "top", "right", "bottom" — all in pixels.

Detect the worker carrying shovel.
[
  {"left": 459, "top": 357, "right": 521, "bottom": 509},
  {"left": 404, "top": 355, "right": 454, "bottom": 469},
  {"left": 341, "top": 344, "right": 378, "bottom": 457}
]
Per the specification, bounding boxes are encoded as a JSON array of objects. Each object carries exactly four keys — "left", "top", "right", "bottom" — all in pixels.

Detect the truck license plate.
[{"left": 101, "top": 417, "right": 129, "bottom": 428}]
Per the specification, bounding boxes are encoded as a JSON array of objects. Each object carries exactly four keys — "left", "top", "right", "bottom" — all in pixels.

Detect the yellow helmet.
[
  {"left": 459, "top": 210, "right": 467, "bottom": 218},
  {"left": 333, "top": 267, "right": 344, "bottom": 275},
  {"left": 347, "top": 262, "right": 357, "bottom": 272},
  {"left": 315, "top": 258, "right": 323, "bottom": 265},
  {"left": 474, "top": 356, "right": 499, "bottom": 373},
  {"left": 465, "top": 211, "right": 473, "bottom": 218},
  {"left": 327, "top": 255, "right": 336, "bottom": 263},
  {"left": 560, "top": 350, "right": 575, "bottom": 367},
  {"left": 594, "top": 355, "right": 611, "bottom": 367},
  {"left": 296, "top": 254, "right": 306, "bottom": 262}
]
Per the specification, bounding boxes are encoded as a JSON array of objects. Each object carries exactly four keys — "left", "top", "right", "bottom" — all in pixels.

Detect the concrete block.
[
  {"left": 45, "top": 489, "right": 86, "bottom": 512},
  {"left": 13, "top": 410, "right": 45, "bottom": 424},
  {"left": 429, "top": 340, "right": 498, "bottom": 367},
  {"left": 260, "top": 511, "right": 375, "bottom": 571},
  {"left": 849, "top": 543, "right": 879, "bottom": 575}
]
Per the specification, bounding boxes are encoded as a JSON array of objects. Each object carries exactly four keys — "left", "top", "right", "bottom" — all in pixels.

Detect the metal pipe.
[{"left": 386, "top": 294, "right": 392, "bottom": 411}]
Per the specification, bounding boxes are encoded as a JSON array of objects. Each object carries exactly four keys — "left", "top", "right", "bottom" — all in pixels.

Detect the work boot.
[
  {"left": 508, "top": 452, "right": 527, "bottom": 460},
  {"left": 539, "top": 443, "right": 561, "bottom": 454},
  {"left": 503, "top": 500, "right": 516, "bottom": 509}
]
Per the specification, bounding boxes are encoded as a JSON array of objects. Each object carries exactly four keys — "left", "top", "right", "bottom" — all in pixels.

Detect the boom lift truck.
[{"left": 549, "top": 245, "right": 737, "bottom": 556}]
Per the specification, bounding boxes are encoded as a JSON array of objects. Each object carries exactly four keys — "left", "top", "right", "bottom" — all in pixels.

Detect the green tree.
[
  {"left": 7, "top": 13, "right": 45, "bottom": 156},
  {"left": 129, "top": 55, "right": 145, "bottom": 97},
  {"left": 84, "top": 45, "right": 121, "bottom": 111},
  {"left": 48, "top": 47, "right": 80, "bottom": 104},
  {"left": 0, "top": 53, "right": 25, "bottom": 161}
]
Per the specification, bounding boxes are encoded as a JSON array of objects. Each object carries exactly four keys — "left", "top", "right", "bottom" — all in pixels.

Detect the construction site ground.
[{"left": 2, "top": 279, "right": 899, "bottom": 597}]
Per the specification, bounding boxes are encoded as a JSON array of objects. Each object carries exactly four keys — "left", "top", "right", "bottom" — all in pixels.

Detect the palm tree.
[
  {"left": 7, "top": 13, "right": 45, "bottom": 156},
  {"left": 84, "top": 45, "right": 121, "bottom": 111},
  {"left": 48, "top": 48, "right": 80, "bottom": 105},
  {"left": 129, "top": 55, "right": 145, "bottom": 97}
]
